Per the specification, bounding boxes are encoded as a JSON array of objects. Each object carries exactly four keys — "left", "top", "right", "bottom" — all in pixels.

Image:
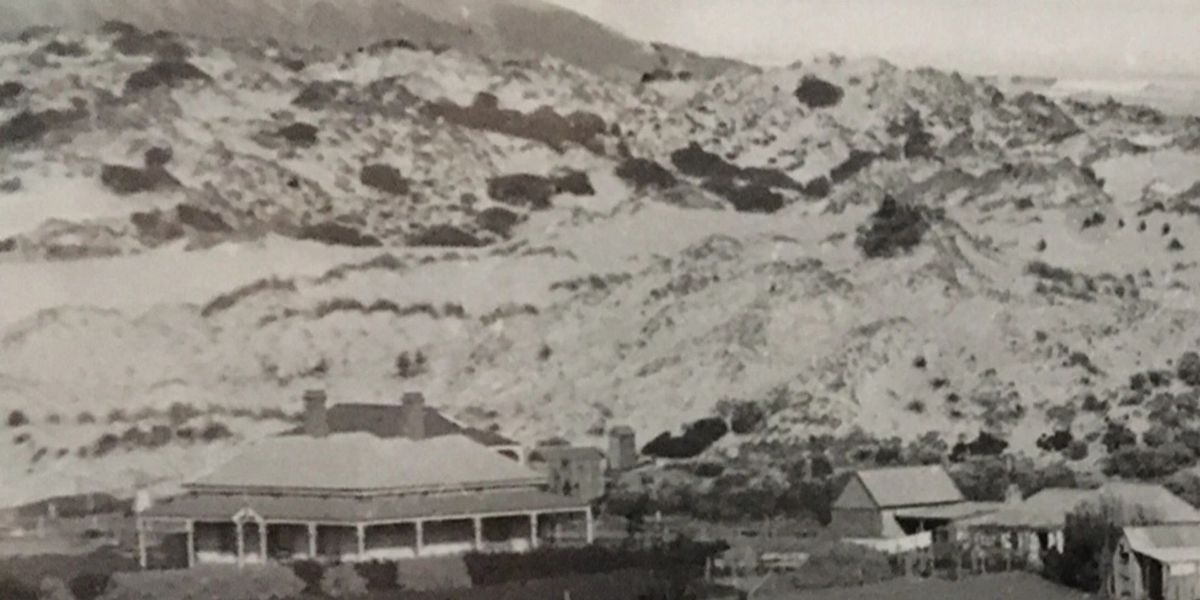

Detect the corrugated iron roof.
[
  {"left": 287, "top": 403, "right": 516, "bottom": 446},
  {"left": 854, "top": 465, "right": 964, "bottom": 508},
  {"left": 1126, "top": 524, "right": 1200, "bottom": 564},
  {"left": 967, "top": 483, "right": 1200, "bottom": 530},
  {"left": 189, "top": 434, "right": 544, "bottom": 493},
  {"left": 528, "top": 446, "right": 606, "bottom": 463},
  {"left": 143, "top": 488, "right": 587, "bottom": 523}
]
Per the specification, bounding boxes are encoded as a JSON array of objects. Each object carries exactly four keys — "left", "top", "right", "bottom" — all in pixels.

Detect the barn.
[{"left": 830, "top": 465, "right": 973, "bottom": 538}]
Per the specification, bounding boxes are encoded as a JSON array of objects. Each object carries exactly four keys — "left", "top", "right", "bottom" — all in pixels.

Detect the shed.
[
  {"left": 829, "top": 465, "right": 966, "bottom": 538},
  {"left": 1114, "top": 524, "right": 1200, "bottom": 600}
]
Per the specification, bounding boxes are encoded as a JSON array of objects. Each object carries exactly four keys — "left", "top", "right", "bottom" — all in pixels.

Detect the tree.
[
  {"left": 320, "top": 563, "right": 367, "bottom": 599},
  {"left": 1046, "top": 499, "right": 1156, "bottom": 592},
  {"left": 1179, "top": 351, "right": 1200, "bottom": 387}
]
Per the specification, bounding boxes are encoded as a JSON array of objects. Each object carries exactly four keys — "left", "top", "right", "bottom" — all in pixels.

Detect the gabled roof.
[
  {"left": 1126, "top": 524, "right": 1200, "bottom": 564},
  {"left": 528, "top": 446, "right": 606, "bottom": 463},
  {"left": 853, "top": 465, "right": 965, "bottom": 508},
  {"left": 189, "top": 434, "right": 544, "bottom": 494},
  {"left": 966, "top": 482, "right": 1200, "bottom": 531},
  {"left": 288, "top": 403, "right": 517, "bottom": 446}
]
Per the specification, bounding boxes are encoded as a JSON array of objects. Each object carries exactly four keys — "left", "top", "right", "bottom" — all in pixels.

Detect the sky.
[{"left": 547, "top": 0, "right": 1200, "bottom": 80}]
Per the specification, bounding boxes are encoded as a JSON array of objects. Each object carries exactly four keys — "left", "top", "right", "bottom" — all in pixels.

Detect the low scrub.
[
  {"left": 422, "top": 93, "right": 605, "bottom": 151},
  {"left": 275, "top": 122, "right": 319, "bottom": 147},
  {"left": 794, "top": 75, "right": 844, "bottom": 109},
  {"left": 359, "top": 164, "right": 410, "bottom": 195},
  {"left": 101, "top": 564, "right": 303, "bottom": 600},
  {"left": 409, "top": 224, "right": 484, "bottom": 248},
  {"left": 615, "top": 158, "right": 677, "bottom": 191},
  {"left": 100, "top": 164, "right": 178, "bottom": 195},
  {"left": 476, "top": 207, "right": 520, "bottom": 237},
  {"left": 855, "top": 195, "right": 939, "bottom": 259},
  {"left": 298, "top": 222, "right": 382, "bottom": 247},
  {"left": 124, "top": 61, "right": 210, "bottom": 93},
  {"left": 201, "top": 277, "right": 297, "bottom": 318},
  {"left": 462, "top": 540, "right": 724, "bottom": 587},
  {"left": 787, "top": 543, "right": 892, "bottom": 589},
  {"left": 643, "top": 417, "right": 729, "bottom": 459}
]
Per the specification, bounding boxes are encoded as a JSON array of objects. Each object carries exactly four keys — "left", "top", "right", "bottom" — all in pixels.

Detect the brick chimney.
[
  {"left": 303, "top": 389, "right": 329, "bottom": 437},
  {"left": 401, "top": 392, "right": 426, "bottom": 440}
]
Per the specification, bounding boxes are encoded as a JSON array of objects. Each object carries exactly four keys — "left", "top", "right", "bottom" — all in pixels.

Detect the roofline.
[
  {"left": 184, "top": 477, "right": 549, "bottom": 497},
  {"left": 141, "top": 505, "right": 592, "bottom": 526}
]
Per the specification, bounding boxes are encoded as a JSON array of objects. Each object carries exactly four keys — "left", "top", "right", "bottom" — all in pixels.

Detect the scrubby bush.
[
  {"left": 352, "top": 560, "right": 398, "bottom": 592},
  {"left": 275, "top": 122, "right": 318, "bottom": 147},
  {"left": 124, "top": 61, "right": 210, "bottom": 93},
  {"left": 793, "top": 76, "right": 844, "bottom": 109},
  {"left": 42, "top": 40, "right": 88, "bottom": 57},
  {"left": 99, "top": 164, "right": 177, "bottom": 195},
  {"left": 39, "top": 577, "right": 74, "bottom": 600},
  {"left": 554, "top": 169, "right": 595, "bottom": 196},
  {"left": 789, "top": 543, "right": 892, "bottom": 589},
  {"left": 727, "top": 401, "right": 766, "bottom": 435},
  {"left": 395, "top": 351, "right": 428, "bottom": 379},
  {"left": 669, "top": 142, "right": 740, "bottom": 179},
  {"left": 394, "top": 556, "right": 472, "bottom": 591},
  {"left": 1066, "top": 440, "right": 1089, "bottom": 461},
  {"left": 703, "top": 180, "right": 785, "bottom": 213},
  {"left": 410, "top": 224, "right": 484, "bottom": 248},
  {"left": 199, "top": 422, "right": 233, "bottom": 442},
  {"left": 460, "top": 540, "right": 724, "bottom": 587},
  {"left": 1103, "top": 444, "right": 1195, "bottom": 480},
  {"left": 298, "top": 222, "right": 381, "bottom": 247},
  {"left": 0, "top": 576, "right": 37, "bottom": 600},
  {"left": 320, "top": 563, "right": 367, "bottom": 599},
  {"left": 1179, "top": 351, "right": 1200, "bottom": 387},
  {"left": 950, "top": 431, "right": 1008, "bottom": 462},
  {"left": 615, "top": 158, "right": 677, "bottom": 191},
  {"left": 360, "top": 164, "right": 410, "bottom": 195},
  {"left": 1102, "top": 421, "right": 1137, "bottom": 453},
  {"left": 476, "top": 207, "right": 520, "bottom": 237},
  {"left": 486, "top": 174, "right": 557, "bottom": 209},
  {"left": 0, "top": 81, "right": 23, "bottom": 105},
  {"left": 642, "top": 417, "right": 729, "bottom": 459},
  {"left": 289, "top": 560, "right": 323, "bottom": 594},
  {"left": 176, "top": 204, "right": 229, "bottom": 232},
  {"left": 855, "top": 195, "right": 938, "bottom": 259},
  {"left": 101, "top": 564, "right": 304, "bottom": 600},
  {"left": 8, "top": 409, "right": 29, "bottom": 428},
  {"left": 830, "top": 150, "right": 878, "bottom": 184},
  {"left": 1037, "top": 429, "right": 1074, "bottom": 452},
  {"left": 69, "top": 572, "right": 111, "bottom": 600}
]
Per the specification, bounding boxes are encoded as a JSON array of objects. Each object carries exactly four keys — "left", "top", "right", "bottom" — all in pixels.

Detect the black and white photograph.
[{"left": 1, "top": 1, "right": 1200, "bottom": 598}]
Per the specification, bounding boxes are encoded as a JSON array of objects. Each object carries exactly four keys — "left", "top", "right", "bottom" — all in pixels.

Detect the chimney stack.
[
  {"left": 402, "top": 392, "right": 426, "bottom": 440},
  {"left": 303, "top": 389, "right": 329, "bottom": 437}
]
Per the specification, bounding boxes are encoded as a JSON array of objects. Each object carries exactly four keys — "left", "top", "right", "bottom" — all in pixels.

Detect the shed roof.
[
  {"left": 143, "top": 488, "right": 587, "bottom": 523},
  {"left": 189, "top": 434, "right": 544, "bottom": 494},
  {"left": 853, "top": 465, "right": 964, "bottom": 508},
  {"left": 1126, "top": 524, "right": 1200, "bottom": 564},
  {"left": 893, "top": 501, "right": 1005, "bottom": 522},
  {"left": 965, "top": 483, "right": 1200, "bottom": 531}
]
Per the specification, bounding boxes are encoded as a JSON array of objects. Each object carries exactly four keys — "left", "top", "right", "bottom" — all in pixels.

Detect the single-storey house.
[
  {"left": 830, "top": 465, "right": 999, "bottom": 540},
  {"left": 962, "top": 482, "right": 1200, "bottom": 565},
  {"left": 527, "top": 446, "right": 607, "bottom": 502},
  {"left": 136, "top": 433, "right": 593, "bottom": 568},
  {"left": 292, "top": 390, "right": 526, "bottom": 462},
  {"left": 1112, "top": 524, "right": 1200, "bottom": 600}
]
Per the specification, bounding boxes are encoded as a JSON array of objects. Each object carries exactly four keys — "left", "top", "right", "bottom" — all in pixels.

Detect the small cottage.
[
  {"left": 1113, "top": 524, "right": 1200, "bottom": 600},
  {"left": 830, "top": 465, "right": 999, "bottom": 540}
]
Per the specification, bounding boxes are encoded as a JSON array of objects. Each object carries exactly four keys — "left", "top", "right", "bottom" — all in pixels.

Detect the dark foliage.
[
  {"left": 487, "top": 174, "right": 557, "bottom": 209},
  {"left": 0, "top": 111, "right": 49, "bottom": 146},
  {"left": 124, "top": 60, "right": 211, "bottom": 93},
  {"left": 1178, "top": 351, "right": 1200, "bottom": 387},
  {"left": 422, "top": 93, "right": 606, "bottom": 151},
  {"left": 615, "top": 158, "right": 678, "bottom": 191},
  {"left": 829, "top": 150, "right": 878, "bottom": 184},
  {"left": 803, "top": 176, "right": 832, "bottom": 198},
  {"left": 7, "top": 409, "right": 29, "bottom": 428},
  {"left": 702, "top": 179, "right": 785, "bottom": 213},
  {"left": 275, "top": 122, "right": 319, "bottom": 147},
  {"left": 42, "top": 40, "right": 88, "bottom": 57},
  {"left": 299, "top": 222, "right": 382, "bottom": 247},
  {"left": 360, "top": 164, "right": 411, "bottom": 195},
  {"left": 200, "top": 422, "right": 233, "bottom": 442},
  {"left": 794, "top": 75, "right": 844, "bottom": 109},
  {"left": 69, "top": 572, "right": 112, "bottom": 600},
  {"left": 410, "top": 224, "right": 484, "bottom": 248},
  {"left": 0, "top": 81, "right": 23, "bottom": 105},
  {"left": 670, "top": 142, "right": 741, "bottom": 179},
  {"left": 290, "top": 560, "right": 324, "bottom": 593},
  {"left": 353, "top": 560, "right": 399, "bottom": 591},
  {"left": 143, "top": 145, "right": 173, "bottom": 167},
  {"left": 554, "top": 169, "right": 595, "bottom": 196},
  {"left": 461, "top": 540, "right": 725, "bottom": 587},
  {"left": 1102, "top": 421, "right": 1137, "bottom": 453},
  {"left": 394, "top": 351, "right": 428, "bottom": 379},
  {"left": 728, "top": 402, "right": 766, "bottom": 435},
  {"left": 110, "top": 25, "right": 190, "bottom": 60},
  {"left": 642, "top": 418, "right": 729, "bottom": 459},
  {"left": 950, "top": 431, "right": 1008, "bottom": 462},
  {"left": 1037, "top": 429, "right": 1074, "bottom": 453},
  {"left": 100, "top": 164, "right": 178, "bottom": 195},
  {"left": 855, "top": 195, "right": 938, "bottom": 259},
  {"left": 476, "top": 207, "right": 520, "bottom": 237},
  {"left": 1103, "top": 443, "right": 1196, "bottom": 480},
  {"left": 0, "top": 576, "right": 36, "bottom": 600},
  {"left": 176, "top": 204, "right": 231, "bottom": 233},
  {"left": 292, "top": 81, "right": 341, "bottom": 109}
]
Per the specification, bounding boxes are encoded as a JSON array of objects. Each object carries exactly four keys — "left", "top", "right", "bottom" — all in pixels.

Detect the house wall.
[
  {"left": 1165, "top": 563, "right": 1200, "bottom": 600},
  {"left": 830, "top": 508, "right": 884, "bottom": 538},
  {"left": 267, "top": 524, "right": 311, "bottom": 560},
  {"left": 422, "top": 519, "right": 476, "bottom": 557},
  {"left": 317, "top": 525, "right": 359, "bottom": 560},
  {"left": 364, "top": 523, "right": 418, "bottom": 560},
  {"left": 539, "top": 457, "right": 605, "bottom": 501}
]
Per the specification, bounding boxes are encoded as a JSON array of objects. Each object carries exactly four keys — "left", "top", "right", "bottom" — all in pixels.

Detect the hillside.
[{"left": 2, "top": 21, "right": 1200, "bottom": 507}]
